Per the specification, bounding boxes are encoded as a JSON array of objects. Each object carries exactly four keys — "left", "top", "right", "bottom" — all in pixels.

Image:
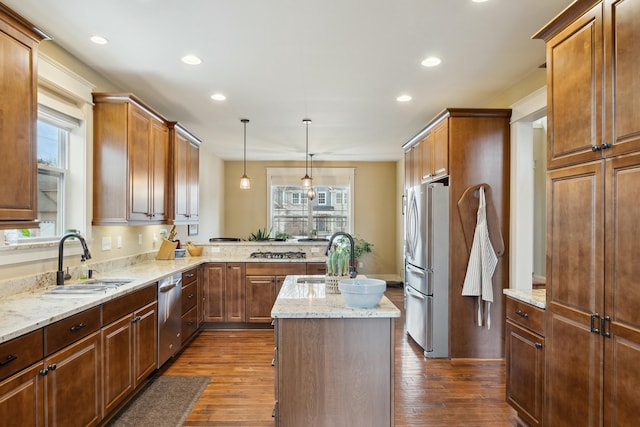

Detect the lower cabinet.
[
  {"left": 203, "top": 262, "right": 245, "bottom": 322},
  {"left": 246, "top": 263, "right": 306, "bottom": 323},
  {"left": 45, "top": 331, "right": 103, "bottom": 427},
  {"left": 0, "top": 361, "right": 45, "bottom": 426},
  {"left": 181, "top": 266, "right": 201, "bottom": 343},
  {"left": 505, "top": 296, "right": 545, "bottom": 427}
]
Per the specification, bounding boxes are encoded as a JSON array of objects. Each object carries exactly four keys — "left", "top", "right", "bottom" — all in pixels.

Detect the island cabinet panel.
[
  {"left": 534, "top": 1, "right": 640, "bottom": 425},
  {"left": 0, "top": 5, "right": 47, "bottom": 229},
  {"left": 275, "top": 318, "right": 394, "bottom": 427}
]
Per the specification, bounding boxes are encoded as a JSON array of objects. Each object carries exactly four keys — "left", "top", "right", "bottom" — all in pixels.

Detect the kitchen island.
[{"left": 271, "top": 275, "right": 400, "bottom": 427}]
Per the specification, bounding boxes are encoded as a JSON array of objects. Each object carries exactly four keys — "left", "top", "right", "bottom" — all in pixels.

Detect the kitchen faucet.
[
  {"left": 325, "top": 232, "right": 357, "bottom": 278},
  {"left": 57, "top": 232, "right": 92, "bottom": 286}
]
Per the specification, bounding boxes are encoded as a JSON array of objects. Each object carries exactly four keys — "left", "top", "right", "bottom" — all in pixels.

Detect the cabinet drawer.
[
  {"left": 44, "top": 306, "right": 101, "bottom": 356},
  {"left": 245, "top": 262, "right": 306, "bottom": 276},
  {"left": 306, "top": 262, "right": 327, "bottom": 275},
  {"left": 182, "top": 281, "right": 197, "bottom": 313},
  {"left": 182, "top": 267, "right": 198, "bottom": 286},
  {"left": 0, "top": 329, "right": 43, "bottom": 381},
  {"left": 103, "top": 284, "right": 157, "bottom": 325},
  {"left": 181, "top": 306, "right": 198, "bottom": 344},
  {"left": 505, "top": 297, "right": 545, "bottom": 336}
]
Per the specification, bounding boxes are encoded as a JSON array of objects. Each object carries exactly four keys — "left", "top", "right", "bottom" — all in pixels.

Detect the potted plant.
[{"left": 325, "top": 235, "right": 373, "bottom": 293}]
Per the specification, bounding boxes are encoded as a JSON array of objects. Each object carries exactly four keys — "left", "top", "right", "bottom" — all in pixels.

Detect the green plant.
[
  {"left": 276, "top": 232, "right": 290, "bottom": 241},
  {"left": 335, "top": 235, "right": 373, "bottom": 259},
  {"left": 248, "top": 227, "right": 272, "bottom": 241}
]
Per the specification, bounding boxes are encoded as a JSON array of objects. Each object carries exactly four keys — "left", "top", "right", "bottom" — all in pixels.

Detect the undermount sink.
[
  {"left": 296, "top": 276, "right": 326, "bottom": 284},
  {"left": 45, "top": 279, "right": 133, "bottom": 295}
]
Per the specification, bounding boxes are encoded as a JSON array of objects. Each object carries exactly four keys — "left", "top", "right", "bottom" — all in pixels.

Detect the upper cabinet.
[
  {"left": 403, "top": 111, "right": 450, "bottom": 188},
  {"left": 0, "top": 5, "right": 48, "bottom": 229},
  {"left": 537, "top": 0, "right": 640, "bottom": 169},
  {"left": 168, "top": 123, "right": 200, "bottom": 224},
  {"left": 93, "top": 93, "right": 170, "bottom": 225}
]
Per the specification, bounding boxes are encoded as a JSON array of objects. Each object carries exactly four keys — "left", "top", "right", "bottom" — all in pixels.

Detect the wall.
[{"left": 223, "top": 160, "right": 398, "bottom": 278}]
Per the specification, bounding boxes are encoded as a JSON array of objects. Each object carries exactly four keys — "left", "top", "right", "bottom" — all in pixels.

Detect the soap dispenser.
[{"left": 79, "top": 256, "right": 89, "bottom": 280}]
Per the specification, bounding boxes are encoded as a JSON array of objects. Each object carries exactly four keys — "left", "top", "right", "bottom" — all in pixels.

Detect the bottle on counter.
[{"left": 79, "top": 256, "right": 89, "bottom": 280}]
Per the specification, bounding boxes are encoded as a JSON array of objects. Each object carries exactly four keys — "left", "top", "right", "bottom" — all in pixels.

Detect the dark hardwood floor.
[{"left": 162, "top": 287, "right": 517, "bottom": 426}]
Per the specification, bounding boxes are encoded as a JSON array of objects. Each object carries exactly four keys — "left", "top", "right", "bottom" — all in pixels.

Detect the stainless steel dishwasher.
[{"left": 158, "top": 272, "right": 182, "bottom": 367}]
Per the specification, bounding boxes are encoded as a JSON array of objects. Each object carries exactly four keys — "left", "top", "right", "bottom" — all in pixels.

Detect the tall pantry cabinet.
[{"left": 534, "top": 0, "right": 640, "bottom": 425}]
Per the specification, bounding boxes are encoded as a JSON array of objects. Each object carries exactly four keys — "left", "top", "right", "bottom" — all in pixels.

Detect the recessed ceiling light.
[
  {"left": 421, "top": 56, "right": 442, "bottom": 67},
  {"left": 90, "top": 35, "right": 108, "bottom": 45},
  {"left": 472, "top": 0, "right": 489, "bottom": 3},
  {"left": 181, "top": 55, "right": 202, "bottom": 65},
  {"left": 211, "top": 93, "right": 227, "bottom": 101},
  {"left": 397, "top": 95, "right": 412, "bottom": 102}
]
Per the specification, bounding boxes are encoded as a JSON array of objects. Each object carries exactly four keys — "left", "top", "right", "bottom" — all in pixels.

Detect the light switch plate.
[
  {"left": 117, "top": 236, "right": 122, "bottom": 248},
  {"left": 102, "top": 236, "right": 111, "bottom": 251}
]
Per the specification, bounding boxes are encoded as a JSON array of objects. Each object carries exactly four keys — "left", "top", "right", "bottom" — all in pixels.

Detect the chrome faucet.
[
  {"left": 325, "top": 232, "right": 357, "bottom": 278},
  {"left": 57, "top": 232, "right": 92, "bottom": 286}
]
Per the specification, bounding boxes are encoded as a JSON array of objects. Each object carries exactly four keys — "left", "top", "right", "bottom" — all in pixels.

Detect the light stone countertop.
[
  {"left": 0, "top": 255, "right": 327, "bottom": 344},
  {"left": 271, "top": 275, "right": 401, "bottom": 319},
  {"left": 503, "top": 288, "right": 546, "bottom": 309}
]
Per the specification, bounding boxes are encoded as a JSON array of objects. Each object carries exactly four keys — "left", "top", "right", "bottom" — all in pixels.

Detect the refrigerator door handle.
[
  {"left": 406, "top": 285, "right": 426, "bottom": 300},
  {"left": 406, "top": 264, "right": 426, "bottom": 276}
]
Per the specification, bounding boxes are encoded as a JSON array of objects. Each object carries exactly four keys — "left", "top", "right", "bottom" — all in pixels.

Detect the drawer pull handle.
[
  {"left": 271, "top": 358, "right": 275, "bottom": 367},
  {"left": 186, "top": 273, "right": 195, "bottom": 278},
  {"left": 0, "top": 354, "right": 17, "bottom": 366},
  {"left": 70, "top": 323, "right": 86, "bottom": 332},
  {"left": 515, "top": 310, "right": 528, "bottom": 319},
  {"left": 535, "top": 342, "right": 543, "bottom": 349}
]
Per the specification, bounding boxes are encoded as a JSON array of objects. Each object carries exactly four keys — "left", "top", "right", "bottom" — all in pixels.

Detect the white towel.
[{"left": 461, "top": 186, "right": 497, "bottom": 329}]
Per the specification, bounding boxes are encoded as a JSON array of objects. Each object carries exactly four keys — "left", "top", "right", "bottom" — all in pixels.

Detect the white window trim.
[{"left": 266, "top": 167, "right": 355, "bottom": 233}]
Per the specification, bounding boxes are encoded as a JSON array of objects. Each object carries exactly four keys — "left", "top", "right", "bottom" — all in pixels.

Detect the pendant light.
[
  {"left": 307, "top": 153, "right": 316, "bottom": 200},
  {"left": 301, "top": 118, "right": 313, "bottom": 187},
  {"left": 239, "top": 119, "right": 251, "bottom": 189}
]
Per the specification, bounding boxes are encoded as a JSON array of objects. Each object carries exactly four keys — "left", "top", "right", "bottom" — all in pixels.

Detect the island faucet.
[
  {"left": 325, "top": 231, "right": 357, "bottom": 278},
  {"left": 57, "top": 232, "right": 92, "bottom": 286}
]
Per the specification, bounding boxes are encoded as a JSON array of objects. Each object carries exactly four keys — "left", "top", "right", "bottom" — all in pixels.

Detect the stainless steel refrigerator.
[{"left": 404, "top": 182, "right": 449, "bottom": 358}]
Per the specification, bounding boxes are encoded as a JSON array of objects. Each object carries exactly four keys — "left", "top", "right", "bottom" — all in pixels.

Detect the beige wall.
[{"left": 224, "top": 160, "right": 398, "bottom": 277}]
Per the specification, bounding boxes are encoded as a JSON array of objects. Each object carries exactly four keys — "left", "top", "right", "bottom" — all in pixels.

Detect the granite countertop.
[
  {"left": 503, "top": 288, "right": 546, "bottom": 309},
  {"left": 271, "top": 275, "right": 400, "bottom": 319},
  {"left": 0, "top": 255, "right": 327, "bottom": 344}
]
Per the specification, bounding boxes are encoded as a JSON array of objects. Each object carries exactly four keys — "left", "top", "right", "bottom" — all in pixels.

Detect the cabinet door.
[
  {"left": 246, "top": 276, "right": 276, "bottom": 323},
  {"left": 606, "top": 0, "right": 640, "bottom": 157},
  {"left": 432, "top": 120, "right": 448, "bottom": 179},
  {"left": 226, "top": 263, "right": 246, "bottom": 322},
  {"left": 204, "top": 263, "right": 226, "bottom": 322},
  {"left": 545, "top": 162, "right": 604, "bottom": 426},
  {"left": 173, "top": 131, "right": 190, "bottom": 221},
  {"left": 188, "top": 141, "right": 199, "bottom": 220},
  {"left": 603, "top": 153, "right": 640, "bottom": 426},
  {"left": 150, "top": 119, "right": 168, "bottom": 221},
  {"left": 420, "top": 132, "right": 433, "bottom": 181},
  {"left": 505, "top": 321, "right": 544, "bottom": 427},
  {"left": 102, "top": 315, "right": 134, "bottom": 414},
  {"left": 0, "top": 363, "right": 45, "bottom": 427},
  {"left": 45, "top": 331, "right": 102, "bottom": 427},
  {"left": 0, "top": 16, "right": 39, "bottom": 226},
  {"left": 128, "top": 104, "right": 152, "bottom": 222},
  {"left": 133, "top": 301, "right": 157, "bottom": 386},
  {"left": 546, "top": 3, "right": 604, "bottom": 169},
  {"left": 404, "top": 149, "right": 412, "bottom": 190}
]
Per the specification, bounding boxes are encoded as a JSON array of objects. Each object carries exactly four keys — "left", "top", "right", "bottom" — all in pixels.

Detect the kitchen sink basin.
[
  {"left": 45, "top": 279, "right": 133, "bottom": 295},
  {"left": 296, "top": 276, "right": 326, "bottom": 284}
]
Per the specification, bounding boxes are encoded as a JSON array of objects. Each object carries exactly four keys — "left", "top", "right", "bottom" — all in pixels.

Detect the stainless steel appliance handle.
[
  {"left": 159, "top": 283, "right": 177, "bottom": 292},
  {"left": 406, "top": 285, "right": 425, "bottom": 300},
  {"left": 406, "top": 264, "right": 426, "bottom": 276}
]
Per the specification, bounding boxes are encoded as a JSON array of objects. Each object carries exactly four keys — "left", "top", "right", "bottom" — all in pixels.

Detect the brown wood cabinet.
[
  {"left": 169, "top": 123, "right": 200, "bottom": 224},
  {"left": 505, "top": 297, "right": 545, "bottom": 427},
  {"left": 0, "top": 5, "right": 47, "bottom": 229},
  {"left": 306, "top": 262, "right": 326, "bottom": 275},
  {"left": 274, "top": 317, "right": 394, "bottom": 427},
  {"left": 403, "top": 108, "right": 511, "bottom": 358},
  {"left": 203, "top": 262, "right": 246, "bottom": 322},
  {"left": 181, "top": 267, "right": 201, "bottom": 343},
  {"left": 245, "top": 263, "right": 306, "bottom": 323},
  {"left": 92, "top": 93, "right": 169, "bottom": 225},
  {"left": 102, "top": 285, "right": 157, "bottom": 415},
  {"left": 419, "top": 120, "right": 449, "bottom": 182},
  {"left": 534, "top": 2, "right": 640, "bottom": 425}
]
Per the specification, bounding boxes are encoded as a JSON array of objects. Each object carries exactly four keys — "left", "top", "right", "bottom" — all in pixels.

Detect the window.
[
  {"left": 335, "top": 191, "right": 343, "bottom": 204},
  {"left": 268, "top": 167, "right": 354, "bottom": 239}
]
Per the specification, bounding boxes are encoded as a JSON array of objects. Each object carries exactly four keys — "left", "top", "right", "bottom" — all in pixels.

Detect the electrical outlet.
[
  {"left": 101, "top": 236, "right": 111, "bottom": 251},
  {"left": 117, "top": 236, "right": 122, "bottom": 248},
  {"left": 211, "top": 246, "right": 221, "bottom": 253},
  {"left": 358, "top": 261, "right": 364, "bottom": 269},
  {"left": 311, "top": 247, "right": 320, "bottom": 253},
  {"left": 138, "top": 234, "right": 143, "bottom": 245}
]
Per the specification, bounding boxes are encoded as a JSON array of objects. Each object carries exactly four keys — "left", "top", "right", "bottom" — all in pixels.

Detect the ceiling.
[{"left": 4, "top": 0, "right": 572, "bottom": 161}]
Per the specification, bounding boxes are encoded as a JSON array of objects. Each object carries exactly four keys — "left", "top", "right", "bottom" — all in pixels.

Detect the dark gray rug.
[{"left": 107, "top": 376, "right": 210, "bottom": 427}]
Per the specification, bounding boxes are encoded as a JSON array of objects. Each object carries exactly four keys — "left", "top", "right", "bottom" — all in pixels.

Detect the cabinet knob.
[
  {"left": 535, "top": 342, "right": 543, "bottom": 349},
  {"left": 602, "top": 142, "right": 612, "bottom": 150},
  {"left": 592, "top": 145, "right": 602, "bottom": 152},
  {"left": 48, "top": 364, "right": 57, "bottom": 371},
  {"left": 39, "top": 369, "right": 49, "bottom": 376}
]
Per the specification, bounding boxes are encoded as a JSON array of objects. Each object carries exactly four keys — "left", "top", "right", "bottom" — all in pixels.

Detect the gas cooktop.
[{"left": 249, "top": 251, "right": 307, "bottom": 259}]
